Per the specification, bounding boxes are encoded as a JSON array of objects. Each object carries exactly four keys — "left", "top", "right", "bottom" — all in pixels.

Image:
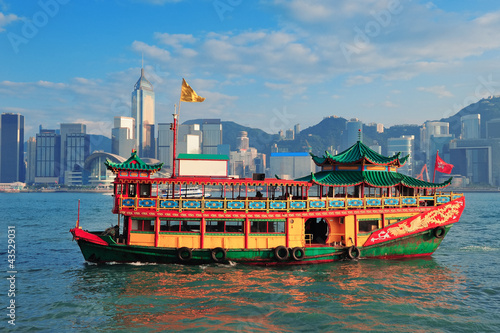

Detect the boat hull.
[{"left": 72, "top": 225, "right": 451, "bottom": 265}]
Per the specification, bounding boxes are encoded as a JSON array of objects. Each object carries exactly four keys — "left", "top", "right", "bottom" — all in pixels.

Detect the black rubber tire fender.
[
  {"left": 177, "top": 247, "right": 192, "bottom": 262},
  {"left": 433, "top": 226, "right": 446, "bottom": 239},
  {"left": 274, "top": 245, "right": 289, "bottom": 261},
  {"left": 291, "top": 247, "right": 305, "bottom": 261},
  {"left": 347, "top": 246, "right": 360, "bottom": 260},
  {"left": 211, "top": 247, "right": 227, "bottom": 263}
]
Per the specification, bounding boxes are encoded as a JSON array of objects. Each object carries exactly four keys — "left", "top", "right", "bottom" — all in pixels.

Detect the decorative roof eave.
[
  {"left": 311, "top": 142, "right": 408, "bottom": 167},
  {"left": 296, "top": 171, "right": 452, "bottom": 189},
  {"left": 105, "top": 150, "right": 163, "bottom": 174}
]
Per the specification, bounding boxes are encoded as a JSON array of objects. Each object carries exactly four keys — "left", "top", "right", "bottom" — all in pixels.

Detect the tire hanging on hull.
[
  {"left": 211, "top": 247, "right": 227, "bottom": 263},
  {"left": 274, "top": 246, "right": 289, "bottom": 261},
  {"left": 177, "top": 247, "right": 192, "bottom": 262}
]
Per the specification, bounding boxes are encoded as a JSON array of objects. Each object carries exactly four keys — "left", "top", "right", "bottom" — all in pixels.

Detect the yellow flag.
[{"left": 180, "top": 78, "right": 205, "bottom": 102}]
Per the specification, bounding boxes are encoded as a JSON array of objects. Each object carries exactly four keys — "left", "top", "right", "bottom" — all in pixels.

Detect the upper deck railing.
[{"left": 116, "top": 192, "right": 464, "bottom": 214}]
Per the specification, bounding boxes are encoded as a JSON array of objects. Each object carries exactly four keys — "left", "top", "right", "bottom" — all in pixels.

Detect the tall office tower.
[
  {"left": 0, "top": 113, "right": 25, "bottom": 182},
  {"left": 35, "top": 129, "right": 61, "bottom": 184},
  {"left": 201, "top": 119, "right": 222, "bottom": 154},
  {"left": 294, "top": 123, "right": 301, "bottom": 136},
  {"left": 157, "top": 123, "right": 173, "bottom": 168},
  {"left": 60, "top": 123, "right": 89, "bottom": 183},
  {"left": 486, "top": 118, "right": 500, "bottom": 139},
  {"left": 461, "top": 114, "right": 481, "bottom": 139},
  {"left": 237, "top": 131, "right": 249, "bottom": 151},
  {"left": 26, "top": 137, "right": 37, "bottom": 184},
  {"left": 285, "top": 129, "right": 295, "bottom": 140},
  {"left": 131, "top": 68, "right": 155, "bottom": 158},
  {"left": 387, "top": 135, "right": 414, "bottom": 176},
  {"left": 112, "top": 116, "right": 136, "bottom": 157},
  {"left": 346, "top": 118, "right": 363, "bottom": 148},
  {"left": 420, "top": 121, "right": 451, "bottom": 163}
]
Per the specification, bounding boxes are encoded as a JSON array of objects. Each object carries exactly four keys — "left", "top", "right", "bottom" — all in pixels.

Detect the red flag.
[{"left": 435, "top": 152, "right": 453, "bottom": 174}]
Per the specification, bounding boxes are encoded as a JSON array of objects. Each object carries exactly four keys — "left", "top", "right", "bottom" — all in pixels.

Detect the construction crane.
[{"left": 416, "top": 164, "right": 430, "bottom": 182}]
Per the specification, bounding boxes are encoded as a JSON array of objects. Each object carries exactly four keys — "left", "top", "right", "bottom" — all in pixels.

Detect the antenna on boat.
[{"left": 76, "top": 199, "right": 80, "bottom": 228}]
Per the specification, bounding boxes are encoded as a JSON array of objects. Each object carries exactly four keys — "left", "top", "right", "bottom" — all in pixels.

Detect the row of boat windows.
[
  {"left": 131, "top": 219, "right": 285, "bottom": 234},
  {"left": 116, "top": 183, "right": 431, "bottom": 200}
]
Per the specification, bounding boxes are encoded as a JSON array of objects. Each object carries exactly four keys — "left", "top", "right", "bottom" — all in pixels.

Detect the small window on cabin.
[
  {"left": 159, "top": 220, "right": 201, "bottom": 232},
  {"left": 139, "top": 184, "right": 151, "bottom": 197},
  {"left": 359, "top": 220, "right": 379, "bottom": 233},
  {"left": 250, "top": 221, "right": 285, "bottom": 233},
  {"left": 131, "top": 219, "right": 153, "bottom": 231},
  {"left": 129, "top": 184, "right": 136, "bottom": 197},
  {"left": 205, "top": 221, "right": 243, "bottom": 233}
]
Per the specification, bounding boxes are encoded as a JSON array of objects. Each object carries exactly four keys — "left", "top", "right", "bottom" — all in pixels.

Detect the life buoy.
[
  {"left": 347, "top": 246, "right": 360, "bottom": 260},
  {"left": 274, "top": 246, "right": 289, "bottom": 261},
  {"left": 291, "top": 247, "right": 305, "bottom": 261},
  {"left": 177, "top": 247, "right": 192, "bottom": 262},
  {"left": 211, "top": 247, "right": 227, "bottom": 263},
  {"left": 433, "top": 226, "right": 446, "bottom": 239}
]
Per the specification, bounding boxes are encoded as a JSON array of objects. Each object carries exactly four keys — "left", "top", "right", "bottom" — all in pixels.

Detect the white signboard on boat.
[{"left": 178, "top": 154, "right": 228, "bottom": 177}]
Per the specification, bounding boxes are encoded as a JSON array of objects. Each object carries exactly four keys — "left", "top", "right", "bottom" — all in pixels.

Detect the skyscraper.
[
  {"left": 112, "top": 116, "right": 136, "bottom": 157},
  {"left": 461, "top": 114, "right": 480, "bottom": 139},
  {"left": 345, "top": 118, "right": 363, "bottom": 149},
  {"left": 35, "top": 129, "right": 61, "bottom": 184},
  {"left": 201, "top": 119, "right": 222, "bottom": 154},
  {"left": 387, "top": 135, "right": 414, "bottom": 176},
  {"left": 60, "top": 123, "right": 89, "bottom": 184},
  {"left": 0, "top": 113, "right": 25, "bottom": 182},
  {"left": 131, "top": 68, "right": 155, "bottom": 158}
]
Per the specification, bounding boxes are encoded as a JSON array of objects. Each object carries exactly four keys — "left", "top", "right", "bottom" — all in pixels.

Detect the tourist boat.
[{"left": 70, "top": 140, "right": 465, "bottom": 265}]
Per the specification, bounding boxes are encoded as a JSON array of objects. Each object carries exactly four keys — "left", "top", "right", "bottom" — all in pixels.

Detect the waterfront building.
[
  {"left": 26, "top": 137, "right": 36, "bottom": 184},
  {"left": 131, "top": 68, "right": 155, "bottom": 158},
  {"left": 35, "top": 129, "right": 61, "bottom": 184},
  {"left": 60, "top": 123, "right": 89, "bottom": 185},
  {"left": 387, "top": 135, "right": 414, "bottom": 176},
  {"left": 0, "top": 113, "right": 25, "bottom": 183},
  {"left": 449, "top": 138, "right": 500, "bottom": 186},
  {"left": 201, "top": 119, "right": 222, "bottom": 154},
  {"left": 420, "top": 121, "right": 451, "bottom": 164},
  {"left": 486, "top": 118, "right": 500, "bottom": 139},
  {"left": 112, "top": 116, "right": 136, "bottom": 157},
  {"left": 269, "top": 152, "right": 316, "bottom": 180},
  {"left": 461, "top": 114, "right": 481, "bottom": 139}
]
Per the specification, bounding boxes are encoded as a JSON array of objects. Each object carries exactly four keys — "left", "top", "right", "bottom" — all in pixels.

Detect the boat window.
[
  {"left": 206, "top": 220, "right": 244, "bottom": 233},
  {"left": 160, "top": 219, "right": 200, "bottom": 232},
  {"left": 139, "top": 184, "right": 151, "bottom": 197},
  {"left": 128, "top": 184, "right": 136, "bottom": 197},
  {"left": 358, "top": 220, "right": 379, "bottom": 233},
  {"left": 250, "top": 221, "right": 285, "bottom": 233},
  {"left": 131, "top": 219, "right": 154, "bottom": 231}
]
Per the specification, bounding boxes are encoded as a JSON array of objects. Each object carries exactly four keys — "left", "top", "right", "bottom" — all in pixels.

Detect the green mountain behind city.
[{"left": 185, "top": 96, "right": 500, "bottom": 158}]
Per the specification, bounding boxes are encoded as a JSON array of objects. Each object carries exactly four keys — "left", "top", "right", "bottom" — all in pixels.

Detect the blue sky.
[{"left": 2, "top": 0, "right": 500, "bottom": 139}]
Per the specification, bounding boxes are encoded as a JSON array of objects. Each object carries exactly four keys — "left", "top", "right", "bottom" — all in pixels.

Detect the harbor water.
[{"left": 1, "top": 192, "right": 499, "bottom": 332}]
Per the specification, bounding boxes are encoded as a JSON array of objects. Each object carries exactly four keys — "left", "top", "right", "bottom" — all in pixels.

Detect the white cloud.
[
  {"left": 0, "top": 11, "right": 19, "bottom": 32},
  {"left": 417, "top": 85, "right": 454, "bottom": 98}
]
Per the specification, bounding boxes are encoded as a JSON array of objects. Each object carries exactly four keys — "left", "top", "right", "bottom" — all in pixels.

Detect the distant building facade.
[
  {"left": 35, "top": 129, "right": 61, "bottom": 184},
  {"left": 461, "top": 114, "right": 481, "bottom": 139},
  {"left": 112, "top": 116, "right": 136, "bottom": 157},
  {"left": 201, "top": 119, "right": 222, "bottom": 154},
  {"left": 269, "top": 152, "right": 316, "bottom": 180},
  {"left": 0, "top": 113, "right": 25, "bottom": 183},
  {"left": 387, "top": 135, "right": 414, "bottom": 176}
]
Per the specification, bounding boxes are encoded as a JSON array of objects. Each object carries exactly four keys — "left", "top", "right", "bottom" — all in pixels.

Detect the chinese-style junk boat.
[{"left": 70, "top": 140, "right": 465, "bottom": 265}]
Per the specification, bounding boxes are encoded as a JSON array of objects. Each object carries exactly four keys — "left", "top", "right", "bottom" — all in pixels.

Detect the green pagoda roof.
[
  {"left": 105, "top": 150, "right": 163, "bottom": 173},
  {"left": 311, "top": 141, "right": 409, "bottom": 167},
  {"left": 295, "top": 171, "right": 452, "bottom": 189}
]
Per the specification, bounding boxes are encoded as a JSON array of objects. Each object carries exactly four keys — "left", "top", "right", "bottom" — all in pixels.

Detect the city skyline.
[{"left": 2, "top": 1, "right": 500, "bottom": 140}]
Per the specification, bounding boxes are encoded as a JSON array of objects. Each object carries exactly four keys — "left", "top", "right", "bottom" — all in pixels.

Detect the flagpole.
[
  {"left": 432, "top": 150, "right": 438, "bottom": 183},
  {"left": 171, "top": 79, "right": 184, "bottom": 178}
]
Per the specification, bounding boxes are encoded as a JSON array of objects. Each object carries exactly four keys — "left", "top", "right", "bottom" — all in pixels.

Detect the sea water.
[{"left": 0, "top": 192, "right": 499, "bottom": 332}]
